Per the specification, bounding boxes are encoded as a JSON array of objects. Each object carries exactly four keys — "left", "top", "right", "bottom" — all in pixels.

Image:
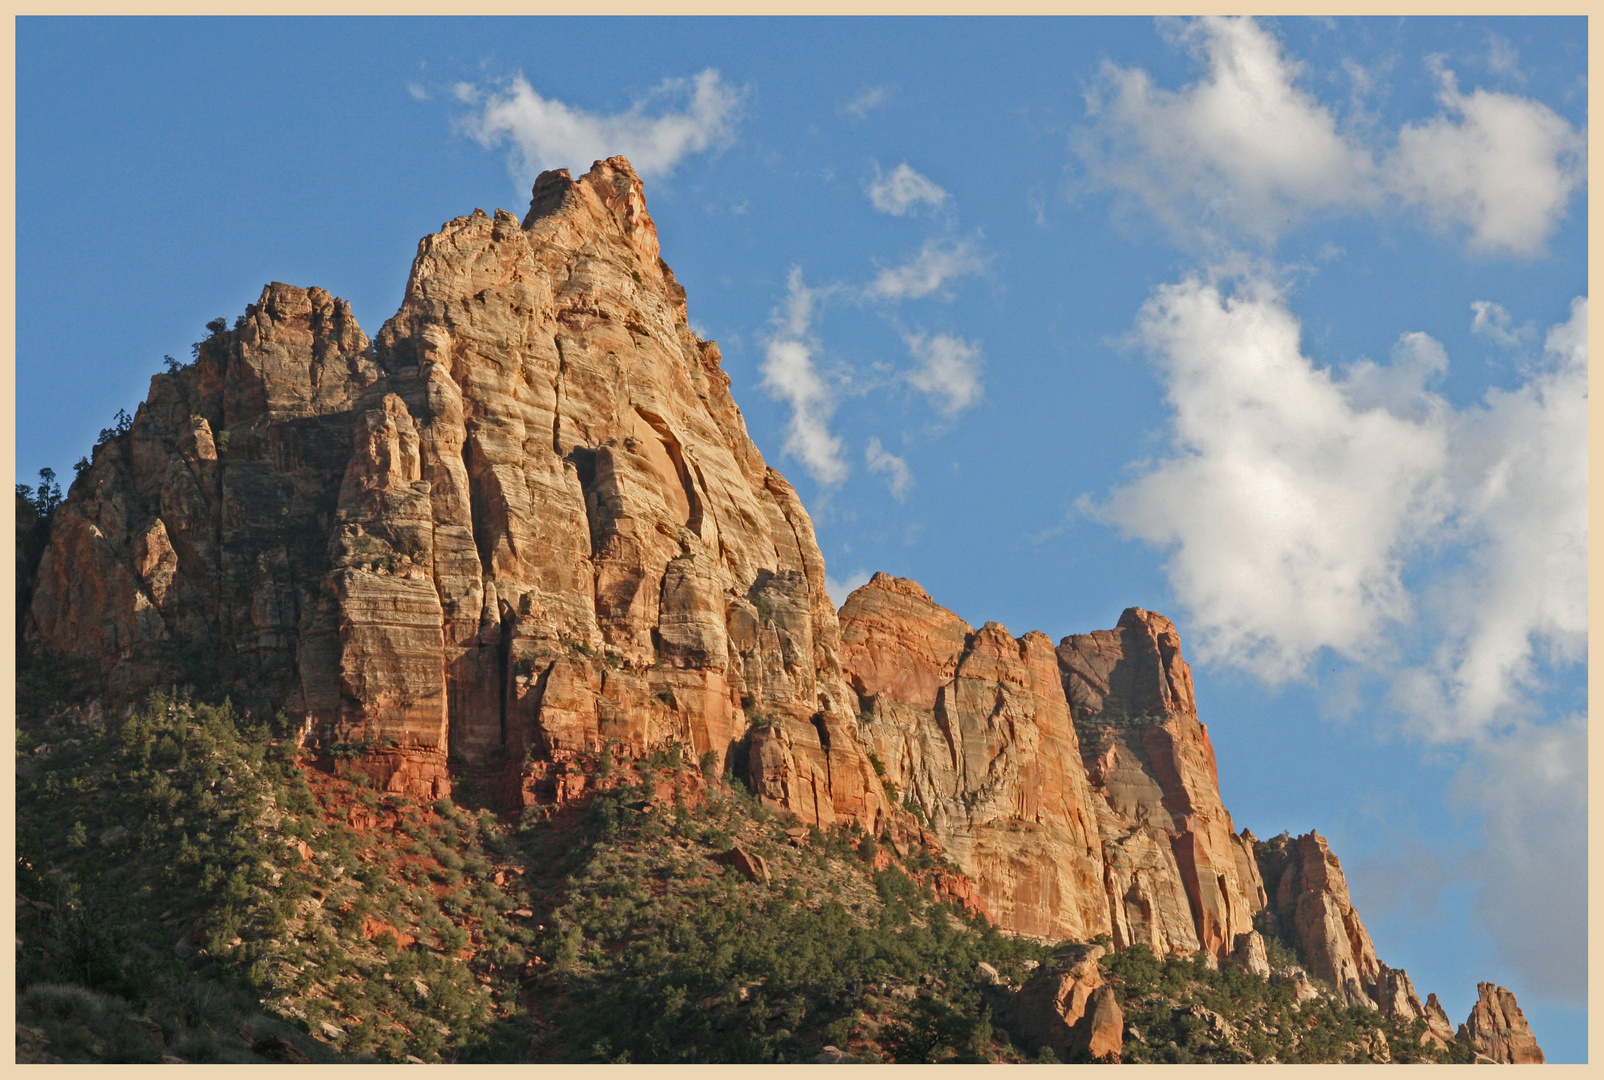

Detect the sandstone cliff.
[
  {"left": 1458, "top": 982, "right": 1546, "bottom": 1064},
  {"left": 29, "top": 158, "right": 887, "bottom": 825},
  {"left": 23, "top": 157, "right": 1541, "bottom": 1061}
]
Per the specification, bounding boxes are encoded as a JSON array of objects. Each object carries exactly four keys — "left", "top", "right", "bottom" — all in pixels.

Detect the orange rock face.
[
  {"left": 1256, "top": 831, "right": 1392, "bottom": 1010},
  {"left": 843, "top": 575, "right": 1109, "bottom": 943},
  {"left": 1058, "top": 608, "right": 1266, "bottom": 965},
  {"left": 24, "top": 158, "right": 1532, "bottom": 1054},
  {"left": 1457, "top": 982, "right": 1545, "bottom": 1063},
  {"left": 27, "top": 158, "right": 886, "bottom": 820}
]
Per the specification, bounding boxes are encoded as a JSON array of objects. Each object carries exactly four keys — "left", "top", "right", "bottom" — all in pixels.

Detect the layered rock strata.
[{"left": 28, "top": 158, "right": 887, "bottom": 819}]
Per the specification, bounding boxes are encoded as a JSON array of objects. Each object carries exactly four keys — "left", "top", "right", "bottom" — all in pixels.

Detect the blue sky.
[{"left": 16, "top": 16, "right": 1587, "bottom": 1060}]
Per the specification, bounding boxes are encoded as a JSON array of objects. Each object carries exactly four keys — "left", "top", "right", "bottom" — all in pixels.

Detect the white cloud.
[
  {"left": 866, "top": 162, "right": 948, "bottom": 216},
  {"left": 824, "top": 569, "right": 872, "bottom": 609},
  {"left": 1095, "top": 272, "right": 1450, "bottom": 683},
  {"left": 459, "top": 69, "right": 741, "bottom": 182},
  {"left": 407, "top": 82, "right": 430, "bottom": 102},
  {"left": 904, "top": 332, "right": 984, "bottom": 416},
  {"left": 1469, "top": 300, "right": 1532, "bottom": 349},
  {"left": 864, "top": 239, "right": 985, "bottom": 301},
  {"left": 865, "top": 437, "right": 914, "bottom": 501},
  {"left": 1098, "top": 280, "right": 1588, "bottom": 1006},
  {"left": 843, "top": 85, "right": 894, "bottom": 119},
  {"left": 1388, "top": 65, "right": 1585, "bottom": 257},
  {"left": 1398, "top": 297, "right": 1588, "bottom": 742},
  {"left": 1079, "top": 17, "right": 1584, "bottom": 255},
  {"left": 1102, "top": 279, "right": 1587, "bottom": 721},
  {"left": 761, "top": 269, "right": 848, "bottom": 485},
  {"left": 1079, "top": 16, "right": 1374, "bottom": 244}
]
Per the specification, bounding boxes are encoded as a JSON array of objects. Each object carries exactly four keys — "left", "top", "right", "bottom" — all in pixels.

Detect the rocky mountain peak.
[{"left": 20, "top": 156, "right": 1543, "bottom": 1064}]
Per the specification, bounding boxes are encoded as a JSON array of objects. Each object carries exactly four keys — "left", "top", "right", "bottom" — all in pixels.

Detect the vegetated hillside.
[{"left": 17, "top": 687, "right": 1469, "bottom": 1064}]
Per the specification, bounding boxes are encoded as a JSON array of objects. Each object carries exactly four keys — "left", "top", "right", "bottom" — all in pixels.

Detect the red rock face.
[
  {"left": 842, "top": 575, "right": 1109, "bottom": 943},
  {"left": 1059, "top": 608, "right": 1265, "bottom": 964},
  {"left": 1457, "top": 982, "right": 1545, "bottom": 1063},
  {"left": 23, "top": 160, "right": 1534, "bottom": 1054},
  {"left": 1254, "top": 830, "right": 1401, "bottom": 1011},
  {"left": 27, "top": 157, "right": 887, "bottom": 818}
]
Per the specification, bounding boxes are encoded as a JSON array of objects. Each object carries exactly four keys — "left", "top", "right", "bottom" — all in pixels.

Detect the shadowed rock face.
[{"left": 1058, "top": 608, "right": 1266, "bottom": 966}]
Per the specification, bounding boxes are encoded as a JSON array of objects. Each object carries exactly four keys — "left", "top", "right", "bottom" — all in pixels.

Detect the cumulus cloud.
[
  {"left": 866, "top": 437, "right": 914, "bottom": 501},
  {"left": 1101, "top": 278, "right": 1587, "bottom": 719},
  {"left": 459, "top": 68, "right": 741, "bottom": 182},
  {"left": 864, "top": 239, "right": 985, "bottom": 301},
  {"left": 1079, "top": 16, "right": 1373, "bottom": 244},
  {"left": 1388, "top": 65, "right": 1585, "bottom": 257},
  {"left": 1079, "top": 17, "right": 1584, "bottom": 255},
  {"left": 761, "top": 269, "right": 848, "bottom": 485},
  {"left": 905, "top": 332, "right": 984, "bottom": 416},
  {"left": 867, "top": 162, "right": 948, "bottom": 216},
  {"left": 1396, "top": 297, "right": 1588, "bottom": 742},
  {"left": 1097, "top": 282, "right": 1588, "bottom": 1002},
  {"left": 1094, "top": 272, "right": 1450, "bottom": 683}
]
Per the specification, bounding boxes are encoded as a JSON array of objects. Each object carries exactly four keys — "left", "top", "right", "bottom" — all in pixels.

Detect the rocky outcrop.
[
  {"left": 1457, "top": 983, "right": 1545, "bottom": 1064},
  {"left": 1230, "top": 930, "right": 1271, "bottom": 979},
  {"left": 27, "top": 157, "right": 887, "bottom": 819},
  {"left": 843, "top": 575, "right": 1108, "bottom": 943},
  {"left": 1002, "top": 943, "right": 1108, "bottom": 1059},
  {"left": 21, "top": 157, "right": 1537, "bottom": 1058},
  {"left": 1059, "top": 608, "right": 1267, "bottom": 965},
  {"left": 1423, "top": 993, "right": 1457, "bottom": 1050},
  {"left": 1254, "top": 831, "right": 1420, "bottom": 1016},
  {"left": 1002, "top": 943, "right": 1125, "bottom": 1063}
]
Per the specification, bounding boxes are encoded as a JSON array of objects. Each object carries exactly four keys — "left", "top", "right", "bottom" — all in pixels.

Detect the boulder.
[
  {"left": 713, "top": 846, "right": 770, "bottom": 886},
  {"left": 1230, "top": 930, "right": 1271, "bottom": 979},
  {"left": 1003, "top": 943, "right": 1106, "bottom": 1059},
  {"left": 1079, "top": 984, "right": 1125, "bottom": 1061}
]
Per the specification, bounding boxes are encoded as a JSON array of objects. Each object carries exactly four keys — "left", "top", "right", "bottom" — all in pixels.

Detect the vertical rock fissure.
[
  {"left": 496, "top": 599, "right": 514, "bottom": 750},
  {"left": 464, "top": 437, "right": 495, "bottom": 577}
]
